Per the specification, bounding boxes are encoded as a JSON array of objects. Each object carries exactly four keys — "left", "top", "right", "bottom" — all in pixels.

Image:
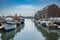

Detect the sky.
[{"left": 0, "top": 0, "right": 60, "bottom": 16}]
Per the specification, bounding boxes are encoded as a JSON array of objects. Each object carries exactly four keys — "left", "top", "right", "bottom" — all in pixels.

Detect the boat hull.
[
  {"left": 47, "top": 26, "right": 58, "bottom": 29},
  {"left": 3, "top": 24, "right": 16, "bottom": 32},
  {"left": 20, "top": 18, "right": 24, "bottom": 24},
  {"left": 3, "top": 28, "right": 16, "bottom": 32},
  {"left": 40, "top": 21, "right": 47, "bottom": 28}
]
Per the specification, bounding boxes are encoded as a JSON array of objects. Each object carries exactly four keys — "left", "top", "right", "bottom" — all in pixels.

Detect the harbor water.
[{"left": 0, "top": 19, "right": 60, "bottom": 40}]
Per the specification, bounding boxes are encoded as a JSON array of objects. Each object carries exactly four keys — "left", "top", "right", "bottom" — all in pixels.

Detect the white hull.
[{"left": 4, "top": 24, "right": 16, "bottom": 31}]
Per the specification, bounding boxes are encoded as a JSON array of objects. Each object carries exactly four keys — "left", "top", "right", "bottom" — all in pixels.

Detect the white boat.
[
  {"left": 49, "top": 17, "right": 60, "bottom": 24},
  {"left": 4, "top": 17, "right": 16, "bottom": 32},
  {"left": 5, "top": 17, "right": 15, "bottom": 24},
  {"left": 40, "top": 21, "right": 47, "bottom": 27},
  {"left": 3, "top": 23, "right": 16, "bottom": 32},
  {"left": 35, "top": 19, "right": 41, "bottom": 24},
  {"left": 46, "top": 21, "right": 58, "bottom": 29},
  {"left": 40, "top": 21, "right": 47, "bottom": 24}
]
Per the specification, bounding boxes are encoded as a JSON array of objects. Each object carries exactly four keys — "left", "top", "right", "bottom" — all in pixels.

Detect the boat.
[
  {"left": 49, "top": 17, "right": 60, "bottom": 25},
  {"left": 35, "top": 19, "right": 41, "bottom": 24},
  {"left": 40, "top": 21, "right": 47, "bottom": 25},
  {"left": 20, "top": 18, "right": 24, "bottom": 24},
  {"left": 3, "top": 17, "right": 16, "bottom": 32},
  {"left": 40, "top": 20, "right": 47, "bottom": 28},
  {"left": 46, "top": 21, "right": 58, "bottom": 29},
  {"left": 3, "top": 23, "right": 16, "bottom": 32},
  {"left": 5, "top": 17, "right": 15, "bottom": 24}
]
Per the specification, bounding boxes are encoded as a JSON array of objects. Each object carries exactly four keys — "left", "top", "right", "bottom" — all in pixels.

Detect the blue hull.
[
  {"left": 41, "top": 23, "right": 47, "bottom": 28},
  {"left": 20, "top": 18, "right": 24, "bottom": 24},
  {"left": 4, "top": 28, "right": 16, "bottom": 32},
  {"left": 21, "top": 22, "right": 24, "bottom": 24}
]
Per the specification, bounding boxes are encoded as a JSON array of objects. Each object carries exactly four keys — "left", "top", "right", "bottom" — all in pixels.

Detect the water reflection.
[
  {"left": 1, "top": 30, "right": 16, "bottom": 40},
  {"left": 16, "top": 24, "right": 24, "bottom": 33},
  {"left": 1, "top": 24, "right": 24, "bottom": 40},
  {"left": 34, "top": 23, "right": 59, "bottom": 40}
]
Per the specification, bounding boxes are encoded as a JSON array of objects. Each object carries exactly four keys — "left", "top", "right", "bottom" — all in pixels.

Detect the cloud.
[{"left": 0, "top": 5, "right": 42, "bottom": 16}]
